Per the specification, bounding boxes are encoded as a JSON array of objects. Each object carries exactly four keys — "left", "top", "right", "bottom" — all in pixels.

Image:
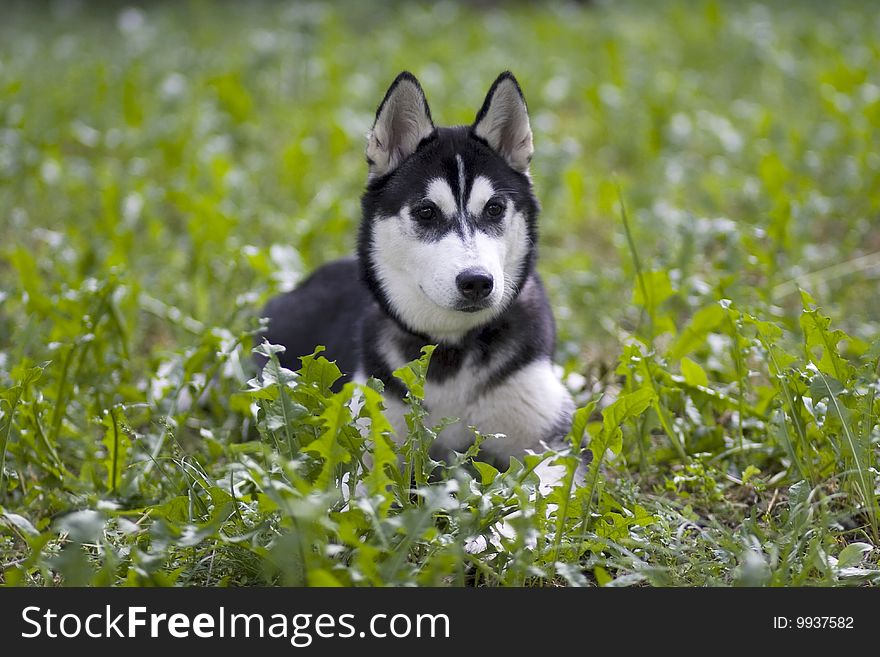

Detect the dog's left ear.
[
  {"left": 472, "top": 72, "right": 533, "bottom": 173},
  {"left": 366, "top": 72, "right": 435, "bottom": 179}
]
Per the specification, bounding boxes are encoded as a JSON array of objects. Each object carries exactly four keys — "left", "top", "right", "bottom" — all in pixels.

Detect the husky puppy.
[{"left": 258, "top": 71, "right": 574, "bottom": 469}]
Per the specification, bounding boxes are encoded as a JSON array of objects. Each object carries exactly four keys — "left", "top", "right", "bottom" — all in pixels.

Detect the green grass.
[{"left": 1, "top": 0, "right": 879, "bottom": 586}]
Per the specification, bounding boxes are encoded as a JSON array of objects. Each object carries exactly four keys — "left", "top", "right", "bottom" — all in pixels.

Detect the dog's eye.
[
  {"left": 485, "top": 201, "right": 504, "bottom": 218},
  {"left": 415, "top": 205, "right": 437, "bottom": 221}
]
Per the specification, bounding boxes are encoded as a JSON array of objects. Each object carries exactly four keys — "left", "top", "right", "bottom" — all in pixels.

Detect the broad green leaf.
[
  {"left": 155, "top": 496, "right": 192, "bottom": 524},
  {"left": 593, "top": 565, "right": 612, "bottom": 587},
  {"left": 808, "top": 373, "right": 845, "bottom": 403},
  {"left": 1, "top": 511, "right": 39, "bottom": 537},
  {"left": 298, "top": 348, "right": 343, "bottom": 396},
  {"left": 632, "top": 269, "right": 675, "bottom": 321},
  {"left": 307, "top": 569, "right": 344, "bottom": 587},
  {"left": 800, "top": 302, "right": 854, "bottom": 383},
  {"left": 565, "top": 400, "right": 598, "bottom": 451},
  {"left": 787, "top": 480, "right": 810, "bottom": 529},
  {"left": 55, "top": 510, "right": 105, "bottom": 543},
  {"left": 393, "top": 345, "right": 436, "bottom": 400},
  {"left": 668, "top": 304, "right": 725, "bottom": 360},
  {"left": 555, "top": 561, "right": 588, "bottom": 587},
  {"left": 680, "top": 357, "right": 709, "bottom": 387},
  {"left": 809, "top": 369, "right": 876, "bottom": 532},
  {"left": 473, "top": 460, "right": 499, "bottom": 486},
  {"left": 307, "top": 384, "right": 356, "bottom": 488},
  {"left": 362, "top": 385, "right": 398, "bottom": 511},
  {"left": 601, "top": 387, "right": 656, "bottom": 439},
  {"left": 837, "top": 543, "right": 873, "bottom": 568}
]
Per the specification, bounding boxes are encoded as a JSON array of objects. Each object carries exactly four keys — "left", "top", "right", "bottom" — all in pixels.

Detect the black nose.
[{"left": 456, "top": 268, "right": 494, "bottom": 302}]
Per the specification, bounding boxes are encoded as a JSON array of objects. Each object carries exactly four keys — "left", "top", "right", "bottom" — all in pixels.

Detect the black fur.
[{"left": 256, "top": 257, "right": 372, "bottom": 384}]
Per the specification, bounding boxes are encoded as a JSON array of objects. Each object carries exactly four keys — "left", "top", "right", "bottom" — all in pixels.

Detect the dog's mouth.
[
  {"left": 455, "top": 302, "right": 492, "bottom": 313},
  {"left": 418, "top": 285, "right": 494, "bottom": 314}
]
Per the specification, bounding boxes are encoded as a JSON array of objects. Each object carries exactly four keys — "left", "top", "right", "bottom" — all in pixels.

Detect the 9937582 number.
[{"left": 796, "top": 617, "right": 854, "bottom": 629}]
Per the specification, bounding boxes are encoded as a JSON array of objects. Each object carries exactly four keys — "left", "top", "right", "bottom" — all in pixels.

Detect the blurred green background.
[
  {"left": 1, "top": 1, "right": 880, "bottom": 586},
  {"left": 3, "top": 0, "right": 878, "bottom": 371}
]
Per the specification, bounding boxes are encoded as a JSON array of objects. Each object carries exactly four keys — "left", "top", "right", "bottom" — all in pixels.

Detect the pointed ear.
[
  {"left": 472, "top": 72, "right": 533, "bottom": 173},
  {"left": 366, "top": 72, "right": 434, "bottom": 179}
]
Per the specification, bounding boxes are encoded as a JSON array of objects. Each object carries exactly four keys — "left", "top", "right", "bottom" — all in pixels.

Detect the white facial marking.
[
  {"left": 425, "top": 178, "right": 457, "bottom": 218},
  {"left": 467, "top": 175, "right": 496, "bottom": 217},
  {"left": 419, "top": 230, "right": 505, "bottom": 308},
  {"left": 471, "top": 229, "right": 504, "bottom": 288},
  {"left": 369, "top": 164, "right": 530, "bottom": 342},
  {"left": 372, "top": 210, "right": 504, "bottom": 340}
]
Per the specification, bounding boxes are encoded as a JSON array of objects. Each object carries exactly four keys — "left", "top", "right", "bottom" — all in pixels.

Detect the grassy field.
[{"left": 1, "top": 0, "right": 879, "bottom": 586}]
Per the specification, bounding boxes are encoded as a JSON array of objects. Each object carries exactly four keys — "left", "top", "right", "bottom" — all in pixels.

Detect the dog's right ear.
[
  {"left": 472, "top": 72, "right": 533, "bottom": 173},
  {"left": 366, "top": 72, "right": 434, "bottom": 179}
]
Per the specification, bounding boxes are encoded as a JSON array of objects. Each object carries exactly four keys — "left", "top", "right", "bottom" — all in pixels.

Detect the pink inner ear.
[
  {"left": 367, "top": 79, "right": 434, "bottom": 176},
  {"left": 473, "top": 81, "right": 533, "bottom": 172}
]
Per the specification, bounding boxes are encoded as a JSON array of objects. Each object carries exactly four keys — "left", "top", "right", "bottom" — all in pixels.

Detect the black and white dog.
[{"left": 259, "top": 71, "right": 574, "bottom": 469}]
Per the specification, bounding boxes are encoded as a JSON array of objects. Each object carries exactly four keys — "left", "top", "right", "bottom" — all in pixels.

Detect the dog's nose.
[{"left": 456, "top": 268, "right": 494, "bottom": 302}]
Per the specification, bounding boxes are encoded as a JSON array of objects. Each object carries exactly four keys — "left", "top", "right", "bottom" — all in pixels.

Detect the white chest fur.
[{"left": 381, "top": 357, "right": 573, "bottom": 465}]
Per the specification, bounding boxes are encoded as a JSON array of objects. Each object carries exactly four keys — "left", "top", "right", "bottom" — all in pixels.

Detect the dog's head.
[{"left": 359, "top": 71, "right": 539, "bottom": 342}]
